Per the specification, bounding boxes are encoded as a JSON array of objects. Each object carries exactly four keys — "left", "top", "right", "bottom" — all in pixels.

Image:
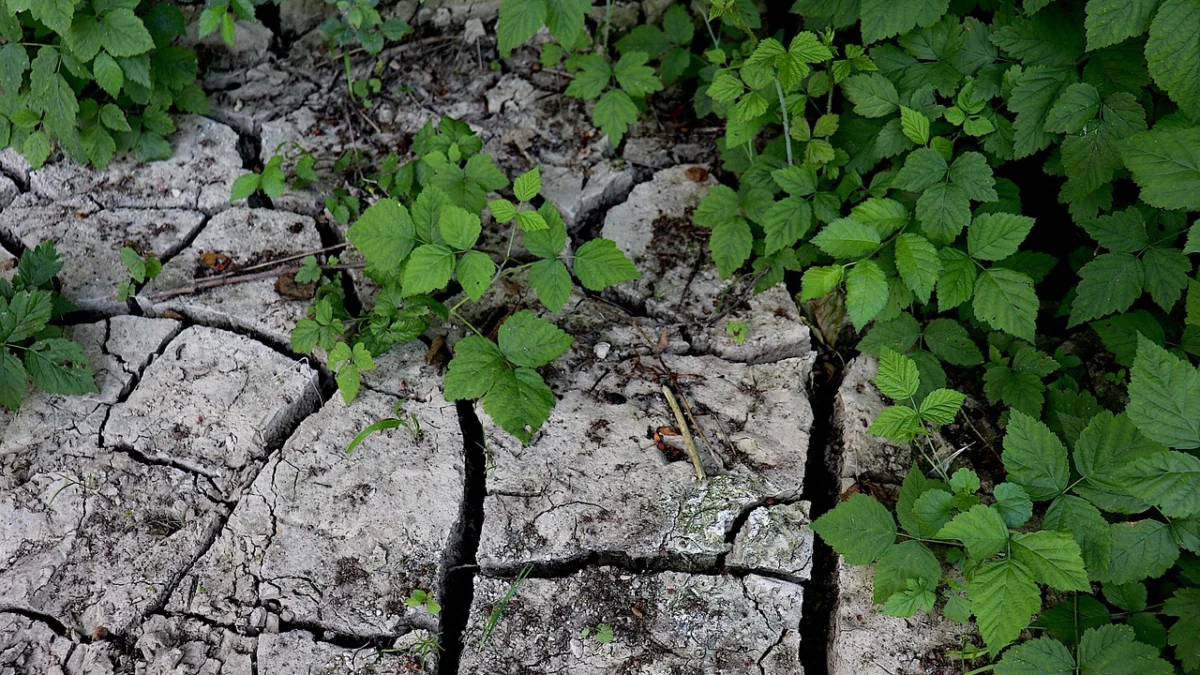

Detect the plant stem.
[
  {"left": 961, "top": 665, "right": 995, "bottom": 675},
  {"left": 450, "top": 308, "right": 485, "bottom": 339},
  {"left": 775, "top": 79, "right": 794, "bottom": 165}
]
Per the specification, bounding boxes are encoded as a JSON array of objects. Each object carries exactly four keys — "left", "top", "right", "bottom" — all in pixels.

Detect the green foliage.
[
  {"left": 1, "top": 242, "right": 97, "bottom": 410},
  {"left": 1, "top": 0, "right": 213, "bottom": 168},
  {"left": 285, "top": 119, "right": 638, "bottom": 444},
  {"left": 117, "top": 246, "right": 162, "bottom": 301}
]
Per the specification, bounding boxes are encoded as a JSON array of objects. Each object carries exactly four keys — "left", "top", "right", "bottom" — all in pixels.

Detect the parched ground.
[{"left": 0, "top": 2, "right": 976, "bottom": 674}]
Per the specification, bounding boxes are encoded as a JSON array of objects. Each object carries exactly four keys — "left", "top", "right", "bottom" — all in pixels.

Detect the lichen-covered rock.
[
  {"left": 138, "top": 208, "right": 323, "bottom": 345},
  {"left": 135, "top": 614, "right": 257, "bottom": 675},
  {"left": 166, "top": 347, "right": 464, "bottom": 638},
  {"left": 103, "top": 326, "right": 322, "bottom": 500},
  {"left": 459, "top": 568, "right": 805, "bottom": 674},
  {"left": 728, "top": 502, "right": 814, "bottom": 581},
  {"left": 27, "top": 116, "right": 242, "bottom": 214},
  {"left": 0, "top": 200, "right": 206, "bottom": 312}
]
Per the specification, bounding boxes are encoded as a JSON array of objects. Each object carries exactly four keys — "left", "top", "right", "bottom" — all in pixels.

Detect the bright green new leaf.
[
  {"left": 846, "top": 260, "right": 889, "bottom": 330},
  {"left": 899, "top": 106, "right": 930, "bottom": 145},
  {"left": 401, "top": 244, "right": 456, "bottom": 297},
  {"left": 1011, "top": 530, "right": 1090, "bottom": 591},
  {"left": 525, "top": 203, "right": 567, "bottom": 259},
  {"left": 876, "top": 349, "right": 920, "bottom": 400},
  {"left": 799, "top": 265, "right": 844, "bottom": 301},
  {"left": 498, "top": 310, "right": 573, "bottom": 368},
  {"left": 969, "top": 558, "right": 1042, "bottom": 655},
  {"left": 483, "top": 367, "right": 556, "bottom": 443},
  {"left": 513, "top": 166, "right": 541, "bottom": 202},
  {"left": 936, "top": 505, "right": 1010, "bottom": 560},
  {"left": 489, "top": 199, "right": 518, "bottom": 224},
  {"left": 810, "top": 493, "right": 896, "bottom": 564},
  {"left": 528, "top": 258, "right": 572, "bottom": 313},
  {"left": 919, "top": 388, "right": 966, "bottom": 426},
  {"left": 573, "top": 239, "right": 640, "bottom": 291},
  {"left": 444, "top": 336, "right": 506, "bottom": 400},
  {"left": 812, "top": 218, "right": 881, "bottom": 259},
  {"left": 516, "top": 210, "right": 548, "bottom": 232},
  {"left": 347, "top": 199, "right": 416, "bottom": 271},
  {"left": 973, "top": 268, "right": 1038, "bottom": 341},
  {"left": 869, "top": 405, "right": 925, "bottom": 442},
  {"left": 456, "top": 250, "right": 496, "bottom": 302},
  {"left": 851, "top": 198, "right": 909, "bottom": 237},
  {"left": 763, "top": 198, "right": 813, "bottom": 254},
  {"left": 895, "top": 233, "right": 941, "bottom": 303},
  {"left": 1128, "top": 334, "right": 1200, "bottom": 449}
]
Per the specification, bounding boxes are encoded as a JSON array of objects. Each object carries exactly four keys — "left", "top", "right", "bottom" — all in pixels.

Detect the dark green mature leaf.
[
  {"left": 894, "top": 233, "right": 940, "bottom": 303},
  {"left": 913, "top": 489, "right": 955, "bottom": 535},
  {"left": 859, "top": 313, "right": 922, "bottom": 356},
  {"left": 970, "top": 558, "right": 1041, "bottom": 655},
  {"left": 859, "top": 0, "right": 950, "bottom": 43},
  {"left": 444, "top": 336, "right": 507, "bottom": 400},
  {"left": 917, "top": 183, "right": 971, "bottom": 243},
  {"left": 0, "top": 349, "right": 26, "bottom": 410},
  {"left": 1085, "top": 0, "right": 1161, "bottom": 51},
  {"left": 1044, "top": 495, "right": 1112, "bottom": 577},
  {"left": 842, "top": 73, "right": 900, "bottom": 117},
  {"left": 1032, "top": 596, "right": 1113, "bottom": 647},
  {"left": 1002, "top": 409, "right": 1069, "bottom": 500},
  {"left": 1068, "top": 253, "right": 1144, "bottom": 327},
  {"left": 1164, "top": 588, "right": 1200, "bottom": 672},
  {"left": 974, "top": 268, "right": 1038, "bottom": 341},
  {"left": 937, "top": 248, "right": 976, "bottom": 311},
  {"left": 1114, "top": 451, "right": 1200, "bottom": 518},
  {"left": 1092, "top": 310, "right": 1164, "bottom": 366},
  {"left": 937, "top": 505, "right": 1009, "bottom": 559},
  {"left": 851, "top": 198, "right": 909, "bottom": 237},
  {"left": 593, "top": 89, "right": 639, "bottom": 145},
  {"left": 1008, "top": 66, "right": 1074, "bottom": 158},
  {"left": 923, "top": 319, "right": 983, "bottom": 365},
  {"left": 994, "top": 483, "right": 1034, "bottom": 528},
  {"left": 996, "top": 636, "right": 1074, "bottom": 675},
  {"left": 497, "top": 0, "right": 547, "bottom": 56},
  {"left": 894, "top": 147, "right": 948, "bottom": 192},
  {"left": 0, "top": 291, "right": 53, "bottom": 344},
  {"left": 709, "top": 217, "right": 753, "bottom": 278},
  {"left": 1121, "top": 126, "right": 1200, "bottom": 210},
  {"left": 1100, "top": 520, "right": 1179, "bottom": 584},
  {"left": 1074, "top": 411, "right": 1165, "bottom": 513},
  {"left": 457, "top": 251, "right": 496, "bottom": 302},
  {"left": 811, "top": 493, "right": 896, "bottom": 564},
  {"left": 401, "top": 244, "right": 455, "bottom": 297},
  {"left": 896, "top": 463, "right": 946, "bottom": 537},
  {"left": 969, "top": 213, "right": 1036, "bottom": 261},
  {"left": 1044, "top": 83, "right": 1101, "bottom": 133},
  {"left": 1082, "top": 208, "right": 1148, "bottom": 253},
  {"left": 529, "top": 259, "right": 571, "bottom": 312},
  {"left": 1011, "top": 530, "right": 1090, "bottom": 591},
  {"left": 948, "top": 152, "right": 998, "bottom": 202},
  {"left": 483, "top": 367, "right": 556, "bottom": 443},
  {"left": 1128, "top": 335, "right": 1200, "bottom": 449},
  {"left": 873, "top": 540, "right": 941, "bottom": 604},
  {"left": 1142, "top": 247, "right": 1191, "bottom": 311},
  {"left": 1077, "top": 623, "right": 1174, "bottom": 675},
  {"left": 763, "top": 198, "right": 813, "bottom": 254},
  {"left": 497, "top": 310, "right": 573, "bottom": 369},
  {"left": 1145, "top": 0, "right": 1200, "bottom": 113},
  {"left": 1103, "top": 581, "right": 1148, "bottom": 612},
  {"left": 24, "top": 339, "right": 97, "bottom": 396}
]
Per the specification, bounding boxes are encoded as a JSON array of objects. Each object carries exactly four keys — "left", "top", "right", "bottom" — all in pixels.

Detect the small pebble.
[{"left": 594, "top": 342, "right": 611, "bottom": 360}]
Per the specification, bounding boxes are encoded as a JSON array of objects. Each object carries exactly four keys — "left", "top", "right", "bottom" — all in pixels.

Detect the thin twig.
[
  {"left": 145, "top": 266, "right": 299, "bottom": 301},
  {"left": 204, "top": 244, "right": 348, "bottom": 281},
  {"left": 678, "top": 392, "right": 725, "bottom": 472},
  {"left": 663, "top": 385, "right": 706, "bottom": 480}
]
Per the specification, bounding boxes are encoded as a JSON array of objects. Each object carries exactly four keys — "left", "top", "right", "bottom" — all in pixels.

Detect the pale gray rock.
[
  {"left": 0, "top": 148, "right": 30, "bottom": 186},
  {"left": 166, "top": 347, "right": 463, "bottom": 638},
  {"left": 27, "top": 116, "right": 242, "bottom": 215},
  {"left": 104, "top": 326, "right": 322, "bottom": 500},
  {"left": 690, "top": 284, "right": 814, "bottom": 365},
  {"left": 257, "top": 630, "right": 416, "bottom": 674},
  {"left": 0, "top": 613, "right": 122, "bottom": 674},
  {"left": 415, "top": 0, "right": 502, "bottom": 27},
  {"left": 541, "top": 161, "right": 637, "bottom": 232},
  {"left": 205, "top": 65, "right": 320, "bottom": 136},
  {"left": 828, "top": 355, "right": 970, "bottom": 675},
  {"left": 0, "top": 202, "right": 206, "bottom": 312},
  {"left": 138, "top": 208, "right": 323, "bottom": 345},
  {"left": 0, "top": 174, "right": 17, "bottom": 210},
  {"left": 278, "top": 0, "right": 328, "bottom": 36},
  {"left": 486, "top": 75, "right": 538, "bottom": 115},
  {"left": 728, "top": 502, "right": 814, "bottom": 581},
  {"left": 182, "top": 7, "right": 272, "bottom": 71},
  {"left": 135, "top": 614, "right": 257, "bottom": 675},
  {"left": 642, "top": 0, "right": 674, "bottom": 24},
  {"left": 459, "top": 569, "right": 805, "bottom": 674}
]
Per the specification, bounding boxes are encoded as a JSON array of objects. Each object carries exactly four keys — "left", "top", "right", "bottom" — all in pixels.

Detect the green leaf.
[
  {"left": 969, "top": 558, "right": 1041, "bottom": 655},
  {"left": 1082, "top": 208, "right": 1148, "bottom": 253},
  {"left": 810, "top": 493, "right": 896, "bottom": 564},
  {"left": 0, "top": 291, "right": 52, "bottom": 344},
  {"left": 1100, "top": 520, "right": 1180, "bottom": 584},
  {"left": 92, "top": 52, "right": 124, "bottom": 97},
  {"left": 444, "top": 336, "right": 506, "bottom": 400},
  {"left": 869, "top": 405, "right": 924, "bottom": 442},
  {"left": 996, "top": 637, "right": 1075, "bottom": 675},
  {"left": 230, "top": 173, "right": 260, "bottom": 202},
  {"left": 513, "top": 166, "right": 541, "bottom": 202},
  {"left": 99, "top": 104, "right": 130, "bottom": 132},
  {"left": 80, "top": 123, "right": 115, "bottom": 169},
  {"left": 565, "top": 54, "right": 612, "bottom": 99},
  {"left": 1121, "top": 127, "right": 1200, "bottom": 210},
  {"left": 1104, "top": 582, "right": 1148, "bottom": 612},
  {"left": 525, "top": 204, "right": 567, "bottom": 259},
  {"left": 497, "top": 0, "right": 547, "bottom": 56},
  {"left": 859, "top": 0, "right": 950, "bottom": 43},
  {"left": 1044, "top": 83, "right": 1101, "bottom": 133},
  {"left": 0, "top": 348, "right": 26, "bottom": 410},
  {"left": 1011, "top": 530, "right": 1089, "bottom": 591},
  {"left": 347, "top": 199, "right": 416, "bottom": 272},
  {"left": 918, "top": 388, "right": 965, "bottom": 426},
  {"left": 772, "top": 164, "right": 819, "bottom": 196},
  {"left": 1045, "top": 495, "right": 1113, "bottom": 578},
  {"left": 498, "top": 310, "right": 573, "bottom": 368},
  {"left": 1068, "top": 253, "right": 1144, "bottom": 326},
  {"left": 1078, "top": 623, "right": 1175, "bottom": 675},
  {"left": 402, "top": 244, "right": 456, "bottom": 297},
  {"left": 812, "top": 218, "right": 881, "bottom": 259},
  {"left": 948, "top": 152, "right": 998, "bottom": 202},
  {"left": 465, "top": 154, "right": 510, "bottom": 191},
  {"left": 705, "top": 69, "right": 744, "bottom": 103},
  {"left": 529, "top": 259, "right": 572, "bottom": 313},
  {"left": 1009, "top": 66, "right": 1074, "bottom": 159},
  {"left": 456, "top": 250, "right": 496, "bottom": 302},
  {"left": 27, "top": 0, "right": 74, "bottom": 33},
  {"left": 1002, "top": 410, "right": 1069, "bottom": 501},
  {"left": 1146, "top": 0, "right": 1200, "bottom": 114},
  {"left": 24, "top": 339, "right": 97, "bottom": 396},
  {"left": 873, "top": 540, "right": 941, "bottom": 605},
  {"left": 1128, "top": 334, "right": 1200, "bottom": 449},
  {"left": 1085, "top": 0, "right": 1161, "bottom": 51},
  {"left": 883, "top": 578, "right": 936, "bottom": 617},
  {"left": 515, "top": 210, "right": 548, "bottom": 233},
  {"left": 913, "top": 489, "right": 955, "bottom": 535},
  {"left": 439, "top": 205, "right": 482, "bottom": 250},
  {"left": 922, "top": 319, "right": 983, "bottom": 366},
  {"left": 937, "top": 248, "right": 976, "bottom": 311},
  {"left": 709, "top": 217, "right": 753, "bottom": 278},
  {"left": 900, "top": 106, "right": 930, "bottom": 145},
  {"left": 1164, "top": 588, "right": 1200, "bottom": 672},
  {"left": 842, "top": 73, "right": 900, "bottom": 118},
  {"left": 917, "top": 183, "right": 972, "bottom": 244},
  {"left": 100, "top": 9, "right": 155, "bottom": 57},
  {"left": 22, "top": 131, "right": 51, "bottom": 170},
  {"left": 800, "top": 265, "right": 843, "bottom": 301},
  {"left": 897, "top": 464, "right": 945, "bottom": 537},
  {"left": 593, "top": 89, "right": 638, "bottom": 145},
  {"left": 851, "top": 198, "right": 909, "bottom": 237},
  {"left": 969, "top": 213, "right": 1036, "bottom": 262},
  {"left": 694, "top": 185, "right": 740, "bottom": 228},
  {"left": 1074, "top": 411, "right": 1163, "bottom": 514},
  {"left": 573, "top": 239, "right": 639, "bottom": 290},
  {"left": 489, "top": 199, "right": 518, "bottom": 224},
  {"left": 482, "top": 367, "right": 556, "bottom": 443},
  {"left": 846, "top": 260, "right": 889, "bottom": 330},
  {"left": 894, "top": 147, "right": 948, "bottom": 192},
  {"left": 973, "top": 268, "right": 1038, "bottom": 341},
  {"left": 894, "top": 233, "right": 940, "bottom": 304},
  {"left": 876, "top": 349, "right": 920, "bottom": 401},
  {"left": 544, "top": 0, "right": 588, "bottom": 46},
  {"left": 1142, "top": 247, "right": 1191, "bottom": 311},
  {"left": 763, "top": 198, "right": 813, "bottom": 255},
  {"left": 613, "top": 51, "right": 663, "bottom": 98},
  {"left": 1114, "top": 451, "right": 1200, "bottom": 518},
  {"left": 936, "top": 505, "right": 1010, "bottom": 559},
  {"left": 994, "top": 483, "right": 1034, "bottom": 528}
]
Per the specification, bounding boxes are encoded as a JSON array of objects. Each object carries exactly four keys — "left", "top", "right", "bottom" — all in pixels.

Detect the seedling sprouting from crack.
[
  {"left": 478, "top": 564, "right": 531, "bottom": 650},
  {"left": 345, "top": 399, "right": 422, "bottom": 454},
  {"left": 581, "top": 624, "right": 615, "bottom": 644},
  {"left": 725, "top": 320, "right": 748, "bottom": 344},
  {"left": 117, "top": 247, "right": 162, "bottom": 301},
  {"left": 405, "top": 588, "right": 441, "bottom": 615}
]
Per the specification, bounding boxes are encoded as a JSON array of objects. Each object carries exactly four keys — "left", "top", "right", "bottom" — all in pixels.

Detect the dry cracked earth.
[{"left": 0, "top": 2, "right": 974, "bottom": 674}]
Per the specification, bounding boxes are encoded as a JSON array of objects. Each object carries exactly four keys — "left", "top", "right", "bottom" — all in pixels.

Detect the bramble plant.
[
  {"left": 279, "top": 118, "right": 639, "bottom": 443},
  {"left": 117, "top": 245, "right": 162, "bottom": 301},
  {"left": 1, "top": 243, "right": 97, "bottom": 410}
]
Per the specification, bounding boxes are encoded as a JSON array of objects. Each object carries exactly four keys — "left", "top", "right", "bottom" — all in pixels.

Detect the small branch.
[
  {"left": 775, "top": 79, "right": 794, "bottom": 165},
  {"left": 144, "top": 266, "right": 300, "bottom": 301},
  {"left": 663, "top": 385, "right": 706, "bottom": 480}
]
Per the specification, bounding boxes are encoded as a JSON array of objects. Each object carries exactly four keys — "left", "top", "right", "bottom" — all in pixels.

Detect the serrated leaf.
[
  {"left": 894, "top": 233, "right": 941, "bottom": 303},
  {"left": 1002, "top": 410, "right": 1069, "bottom": 501},
  {"left": 763, "top": 198, "right": 813, "bottom": 255},
  {"left": 613, "top": 51, "right": 663, "bottom": 98},
  {"left": 1114, "top": 451, "right": 1200, "bottom": 518},
  {"left": 513, "top": 166, "right": 541, "bottom": 202},
  {"left": 1085, "top": 0, "right": 1161, "bottom": 51},
  {"left": 1164, "top": 588, "right": 1200, "bottom": 672},
  {"left": 800, "top": 265, "right": 843, "bottom": 301},
  {"left": 869, "top": 405, "right": 924, "bottom": 442},
  {"left": 917, "top": 183, "right": 972, "bottom": 244},
  {"left": 497, "top": 310, "right": 573, "bottom": 368},
  {"left": 970, "top": 558, "right": 1042, "bottom": 655},
  {"left": 1044, "top": 82, "right": 1101, "bottom": 133},
  {"left": 401, "top": 244, "right": 455, "bottom": 297},
  {"left": 812, "top": 218, "right": 881, "bottom": 259},
  {"left": 969, "top": 213, "right": 1036, "bottom": 262},
  {"left": 456, "top": 250, "right": 496, "bottom": 302},
  {"left": 1142, "top": 247, "right": 1191, "bottom": 311},
  {"left": 483, "top": 367, "right": 555, "bottom": 443},
  {"left": 1082, "top": 208, "right": 1148, "bottom": 253},
  {"left": 529, "top": 259, "right": 571, "bottom": 313},
  {"left": 1009, "top": 66, "right": 1074, "bottom": 159},
  {"left": 1068, "top": 252, "right": 1144, "bottom": 327},
  {"left": 1128, "top": 334, "right": 1200, "bottom": 449},
  {"left": 917, "top": 388, "right": 965, "bottom": 426},
  {"left": 894, "top": 147, "right": 948, "bottom": 192},
  {"left": 973, "top": 268, "right": 1038, "bottom": 341},
  {"left": 923, "top": 319, "right": 983, "bottom": 366},
  {"left": 948, "top": 152, "right": 998, "bottom": 202},
  {"left": 24, "top": 339, "right": 97, "bottom": 396},
  {"left": 994, "top": 483, "right": 1034, "bottom": 528},
  {"left": 1121, "top": 127, "right": 1200, "bottom": 210},
  {"left": 0, "top": 348, "right": 27, "bottom": 410},
  {"left": 694, "top": 185, "right": 740, "bottom": 228},
  {"left": 573, "top": 239, "right": 640, "bottom": 291},
  {"left": 897, "top": 464, "right": 946, "bottom": 537},
  {"left": 851, "top": 198, "right": 909, "bottom": 237},
  {"left": 524, "top": 203, "right": 567, "bottom": 259},
  {"left": 883, "top": 578, "right": 936, "bottom": 617},
  {"left": 1044, "top": 494, "right": 1113, "bottom": 578},
  {"left": 708, "top": 217, "right": 753, "bottom": 279},
  {"left": 1011, "top": 530, "right": 1089, "bottom": 591},
  {"left": 842, "top": 73, "right": 900, "bottom": 118},
  {"left": 937, "top": 505, "right": 1010, "bottom": 559},
  {"left": 347, "top": 199, "right": 416, "bottom": 272},
  {"left": 912, "top": 489, "right": 954, "bottom": 536},
  {"left": 444, "top": 336, "right": 506, "bottom": 400},
  {"left": 100, "top": 9, "right": 155, "bottom": 57},
  {"left": 566, "top": 54, "right": 612, "bottom": 99},
  {"left": 772, "top": 164, "right": 818, "bottom": 196},
  {"left": 1100, "top": 520, "right": 1180, "bottom": 584},
  {"left": 995, "top": 636, "right": 1075, "bottom": 675},
  {"left": 860, "top": 0, "right": 951, "bottom": 43},
  {"left": 497, "top": 0, "right": 547, "bottom": 56},
  {"left": 1078, "top": 622, "right": 1175, "bottom": 675},
  {"left": 593, "top": 89, "right": 638, "bottom": 146},
  {"left": 900, "top": 106, "right": 930, "bottom": 145},
  {"left": 846, "top": 260, "right": 889, "bottom": 330},
  {"left": 811, "top": 493, "right": 896, "bottom": 564},
  {"left": 515, "top": 210, "right": 548, "bottom": 232},
  {"left": 93, "top": 52, "right": 123, "bottom": 97},
  {"left": 1146, "top": 0, "right": 1200, "bottom": 114},
  {"left": 873, "top": 540, "right": 941, "bottom": 605},
  {"left": 1104, "top": 582, "right": 1148, "bottom": 613},
  {"left": 937, "top": 248, "right": 976, "bottom": 311},
  {"left": 876, "top": 349, "right": 920, "bottom": 400}
]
